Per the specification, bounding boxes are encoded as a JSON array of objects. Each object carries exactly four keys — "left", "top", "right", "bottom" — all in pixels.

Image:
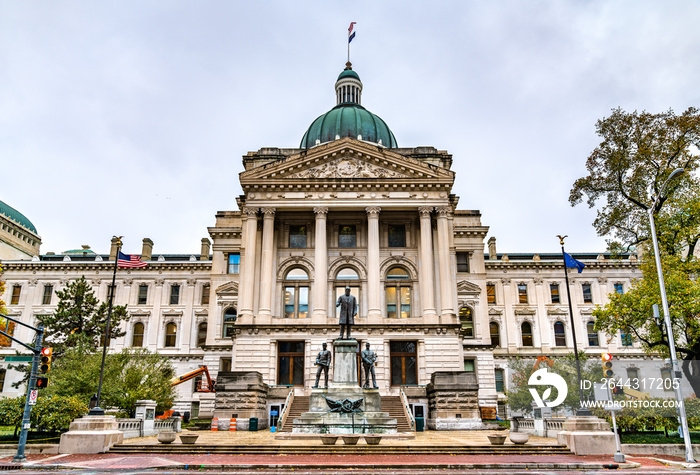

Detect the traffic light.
[
  {"left": 602, "top": 352, "right": 614, "bottom": 378},
  {"left": 36, "top": 377, "right": 49, "bottom": 388},
  {"left": 40, "top": 347, "right": 52, "bottom": 373}
]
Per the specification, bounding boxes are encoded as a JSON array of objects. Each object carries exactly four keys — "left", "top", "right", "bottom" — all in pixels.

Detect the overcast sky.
[{"left": 2, "top": 1, "right": 699, "bottom": 257}]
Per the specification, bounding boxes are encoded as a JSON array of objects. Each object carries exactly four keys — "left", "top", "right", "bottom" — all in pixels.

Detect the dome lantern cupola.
[
  {"left": 300, "top": 63, "right": 397, "bottom": 149},
  {"left": 335, "top": 61, "right": 362, "bottom": 105}
]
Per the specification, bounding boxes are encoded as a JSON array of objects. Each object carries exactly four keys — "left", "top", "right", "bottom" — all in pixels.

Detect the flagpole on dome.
[
  {"left": 557, "top": 235, "right": 592, "bottom": 416},
  {"left": 89, "top": 236, "right": 123, "bottom": 416},
  {"left": 348, "top": 22, "right": 356, "bottom": 64}
]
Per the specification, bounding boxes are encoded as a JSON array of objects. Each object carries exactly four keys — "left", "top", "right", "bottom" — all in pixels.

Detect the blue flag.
[{"left": 564, "top": 252, "right": 585, "bottom": 273}]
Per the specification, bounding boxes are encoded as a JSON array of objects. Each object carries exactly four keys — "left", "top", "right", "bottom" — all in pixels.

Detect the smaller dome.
[
  {"left": 63, "top": 245, "right": 96, "bottom": 256},
  {"left": 0, "top": 199, "right": 38, "bottom": 234},
  {"left": 338, "top": 68, "right": 360, "bottom": 81}
]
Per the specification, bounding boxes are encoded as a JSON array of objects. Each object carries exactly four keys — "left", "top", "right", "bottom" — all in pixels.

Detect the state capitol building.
[{"left": 0, "top": 63, "right": 651, "bottom": 428}]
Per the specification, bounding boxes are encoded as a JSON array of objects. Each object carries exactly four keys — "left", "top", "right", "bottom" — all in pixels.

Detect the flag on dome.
[
  {"left": 563, "top": 252, "right": 585, "bottom": 273},
  {"left": 348, "top": 22, "right": 356, "bottom": 43},
  {"left": 118, "top": 251, "right": 147, "bottom": 268}
]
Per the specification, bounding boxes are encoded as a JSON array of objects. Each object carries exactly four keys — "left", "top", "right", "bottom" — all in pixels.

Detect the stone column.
[
  {"left": 239, "top": 208, "right": 258, "bottom": 318},
  {"left": 313, "top": 207, "right": 329, "bottom": 319},
  {"left": 258, "top": 208, "right": 276, "bottom": 317},
  {"left": 436, "top": 207, "right": 455, "bottom": 317},
  {"left": 366, "top": 206, "right": 382, "bottom": 318},
  {"left": 418, "top": 207, "right": 438, "bottom": 320}
]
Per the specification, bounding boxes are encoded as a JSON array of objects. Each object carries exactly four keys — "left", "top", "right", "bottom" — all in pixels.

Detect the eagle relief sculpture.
[{"left": 323, "top": 396, "right": 364, "bottom": 414}]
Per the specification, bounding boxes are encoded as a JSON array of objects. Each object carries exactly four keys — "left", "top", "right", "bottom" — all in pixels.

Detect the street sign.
[
  {"left": 28, "top": 390, "right": 38, "bottom": 406},
  {"left": 3, "top": 356, "right": 34, "bottom": 362}
]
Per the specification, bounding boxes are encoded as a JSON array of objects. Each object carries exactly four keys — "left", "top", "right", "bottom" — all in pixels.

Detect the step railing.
[
  {"left": 277, "top": 387, "right": 295, "bottom": 431},
  {"left": 399, "top": 387, "right": 415, "bottom": 431}
]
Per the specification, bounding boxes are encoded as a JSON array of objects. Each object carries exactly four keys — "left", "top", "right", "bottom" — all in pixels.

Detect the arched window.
[
  {"left": 132, "top": 322, "right": 144, "bottom": 347},
  {"left": 284, "top": 268, "right": 309, "bottom": 318},
  {"left": 197, "top": 322, "right": 207, "bottom": 348},
  {"left": 521, "top": 322, "right": 533, "bottom": 347},
  {"left": 386, "top": 267, "right": 411, "bottom": 318},
  {"left": 335, "top": 267, "right": 360, "bottom": 318},
  {"left": 490, "top": 322, "right": 500, "bottom": 347},
  {"left": 554, "top": 321, "right": 566, "bottom": 347},
  {"left": 223, "top": 308, "right": 237, "bottom": 337},
  {"left": 587, "top": 322, "right": 599, "bottom": 346},
  {"left": 165, "top": 322, "right": 177, "bottom": 347},
  {"left": 459, "top": 307, "right": 474, "bottom": 338}
]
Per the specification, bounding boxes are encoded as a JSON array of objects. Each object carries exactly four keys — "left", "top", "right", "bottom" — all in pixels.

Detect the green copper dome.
[
  {"left": 0, "top": 199, "right": 37, "bottom": 234},
  {"left": 300, "top": 63, "right": 397, "bottom": 149}
]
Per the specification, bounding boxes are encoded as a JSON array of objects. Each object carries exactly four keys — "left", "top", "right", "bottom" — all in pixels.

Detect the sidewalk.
[{"left": 0, "top": 430, "right": 695, "bottom": 471}]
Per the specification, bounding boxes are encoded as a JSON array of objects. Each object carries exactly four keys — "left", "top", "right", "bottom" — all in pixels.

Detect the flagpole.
[
  {"left": 89, "top": 236, "right": 121, "bottom": 416},
  {"left": 559, "top": 236, "right": 592, "bottom": 416}
]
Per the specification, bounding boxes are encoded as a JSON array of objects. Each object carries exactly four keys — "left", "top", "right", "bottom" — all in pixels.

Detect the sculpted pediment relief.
[
  {"left": 457, "top": 280, "right": 481, "bottom": 294},
  {"left": 216, "top": 281, "right": 239, "bottom": 295},
  {"left": 240, "top": 138, "right": 453, "bottom": 184},
  {"left": 514, "top": 307, "right": 536, "bottom": 316},
  {"left": 488, "top": 308, "right": 503, "bottom": 316}
]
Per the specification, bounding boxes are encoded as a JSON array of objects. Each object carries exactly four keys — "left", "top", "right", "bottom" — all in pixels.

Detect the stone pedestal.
[
  {"left": 293, "top": 339, "right": 397, "bottom": 434},
  {"left": 427, "top": 371, "right": 484, "bottom": 430},
  {"left": 557, "top": 416, "right": 616, "bottom": 455},
  {"left": 214, "top": 371, "right": 268, "bottom": 430},
  {"left": 134, "top": 399, "right": 156, "bottom": 436},
  {"left": 58, "top": 415, "right": 124, "bottom": 454}
]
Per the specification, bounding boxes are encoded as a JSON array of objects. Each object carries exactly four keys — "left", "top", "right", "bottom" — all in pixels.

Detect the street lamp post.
[{"left": 647, "top": 168, "right": 695, "bottom": 463}]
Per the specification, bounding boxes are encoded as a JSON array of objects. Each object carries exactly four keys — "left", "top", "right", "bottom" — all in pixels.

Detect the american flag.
[{"left": 118, "top": 251, "right": 147, "bottom": 268}]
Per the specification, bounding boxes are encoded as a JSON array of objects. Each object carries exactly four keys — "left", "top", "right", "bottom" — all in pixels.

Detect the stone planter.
[
  {"left": 509, "top": 432, "right": 529, "bottom": 444},
  {"left": 364, "top": 435, "right": 382, "bottom": 445},
  {"left": 320, "top": 435, "right": 338, "bottom": 445},
  {"left": 179, "top": 433, "right": 199, "bottom": 444},
  {"left": 157, "top": 431, "right": 177, "bottom": 444},
  {"left": 342, "top": 436, "right": 360, "bottom": 445},
  {"left": 487, "top": 434, "right": 507, "bottom": 445}
]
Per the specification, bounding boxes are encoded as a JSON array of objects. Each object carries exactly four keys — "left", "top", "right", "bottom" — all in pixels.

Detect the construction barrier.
[
  {"left": 211, "top": 417, "right": 218, "bottom": 431},
  {"left": 229, "top": 418, "right": 236, "bottom": 431}
]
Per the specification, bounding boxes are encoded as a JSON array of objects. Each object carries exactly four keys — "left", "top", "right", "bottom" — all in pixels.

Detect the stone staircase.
[
  {"left": 380, "top": 396, "right": 413, "bottom": 432},
  {"left": 277, "top": 395, "right": 309, "bottom": 432}
]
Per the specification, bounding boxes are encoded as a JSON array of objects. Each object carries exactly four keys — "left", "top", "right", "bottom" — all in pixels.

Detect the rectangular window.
[
  {"left": 390, "top": 341, "right": 417, "bottom": 386},
  {"left": 42, "top": 284, "right": 53, "bottom": 305},
  {"left": 464, "top": 359, "right": 476, "bottom": 373},
  {"left": 626, "top": 368, "right": 639, "bottom": 381},
  {"left": 517, "top": 284, "right": 528, "bottom": 304},
  {"left": 338, "top": 225, "right": 357, "bottom": 248},
  {"left": 495, "top": 368, "right": 504, "bottom": 393},
  {"left": 138, "top": 284, "right": 148, "bottom": 305},
  {"left": 284, "top": 286, "right": 309, "bottom": 318},
  {"left": 170, "top": 284, "right": 180, "bottom": 305},
  {"left": 550, "top": 284, "right": 560, "bottom": 303},
  {"left": 486, "top": 284, "right": 496, "bottom": 305},
  {"left": 388, "top": 224, "right": 406, "bottom": 247},
  {"left": 201, "top": 284, "right": 210, "bottom": 305},
  {"left": 621, "top": 330, "right": 633, "bottom": 347},
  {"left": 456, "top": 253, "right": 470, "bottom": 273},
  {"left": 614, "top": 283, "right": 624, "bottom": 295},
  {"left": 278, "top": 341, "right": 305, "bottom": 386},
  {"left": 386, "top": 285, "right": 411, "bottom": 318},
  {"left": 228, "top": 253, "right": 240, "bottom": 274},
  {"left": 289, "top": 225, "right": 307, "bottom": 248},
  {"left": 220, "top": 357, "right": 232, "bottom": 373},
  {"left": 582, "top": 283, "right": 592, "bottom": 303},
  {"left": 660, "top": 368, "right": 674, "bottom": 391},
  {"left": 190, "top": 401, "right": 200, "bottom": 418},
  {"left": 10, "top": 285, "right": 21, "bottom": 305}
]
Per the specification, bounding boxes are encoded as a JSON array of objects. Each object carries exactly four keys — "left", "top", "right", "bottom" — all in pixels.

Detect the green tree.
[
  {"left": 569, "top": 107, "right": 700, "bottom": 258},
  {"left": 46, "top": 347, "right": 175, "bottom": 417},
  {"left": 36, "top": 276, "right": 129, "bottom": 355},
  {"left": 0, "top": 395, "right": 87, "bottom": 433},
  {"left": 594, "top": 255, "right": 700, "bottom": 397}
]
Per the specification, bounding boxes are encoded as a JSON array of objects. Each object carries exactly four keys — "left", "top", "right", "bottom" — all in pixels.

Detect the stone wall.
[
  {"left": 214, "top": 371, "right": 269, "bottom": 429},
  {"left": 427, "top": 371, "right": 483, "bottom": 430}
]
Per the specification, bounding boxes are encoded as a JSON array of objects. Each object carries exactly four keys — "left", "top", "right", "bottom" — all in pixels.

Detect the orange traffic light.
[
  {"left": 602, "top": 352, "right": 613, "bottom": 377},
  {"left": 40, "top": 347, "right": 52, "bottom": 373}
]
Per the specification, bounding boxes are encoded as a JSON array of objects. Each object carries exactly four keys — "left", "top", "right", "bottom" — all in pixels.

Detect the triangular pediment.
[
  {"left": 457, "top": 280, "right": 482, "bottom": 294},
  {"left": 216, "top": 281, "right": 239, "bottom": 295},
  {"left": 240, "top": 138, "right": 454, "bottom": 186}
]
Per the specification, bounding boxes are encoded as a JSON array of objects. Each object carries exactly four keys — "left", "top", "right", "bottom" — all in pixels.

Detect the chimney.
[
  {"left": 109, "top": 237, "right": 120, "bottom": 261},
  {"left": 488, "top": 237, "right": 497, "bottom": 260},
  {"left": 141, "top": 238, "right": 154, "bottom": 261},
  {"left": 201, "top": 238, "right": 211, "bottom": 260}
]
